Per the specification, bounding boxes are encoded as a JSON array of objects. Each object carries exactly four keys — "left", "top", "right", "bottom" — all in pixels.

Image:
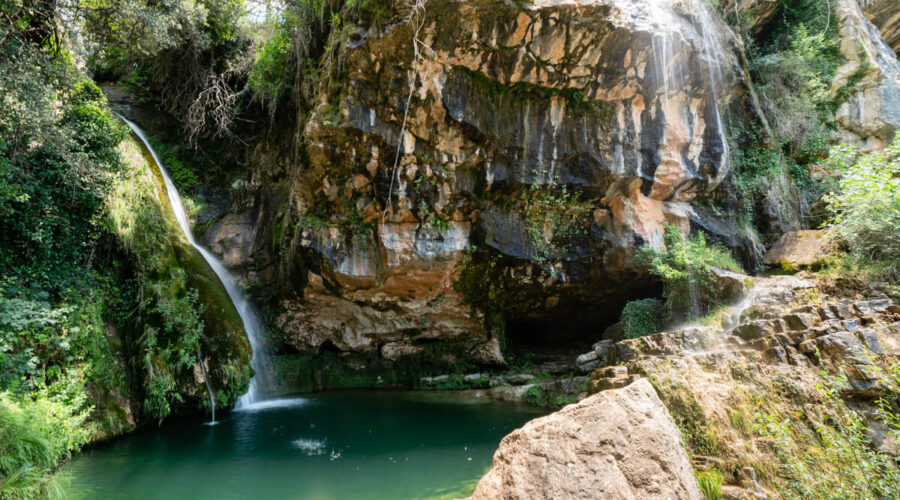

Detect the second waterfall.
[{"left": 119, "top": 115, "right": 274, "bottom": 411}]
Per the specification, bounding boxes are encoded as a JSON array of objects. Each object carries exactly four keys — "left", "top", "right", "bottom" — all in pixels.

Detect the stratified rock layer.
[
  {"left": 833, "top": 0, "right": 900, "bottom": 150},
  {"left": 469, "top": 378, "right": 702, "bottom": 500},
  {"left": 272, "top": 0, "right": 743, "bottom": 360}
]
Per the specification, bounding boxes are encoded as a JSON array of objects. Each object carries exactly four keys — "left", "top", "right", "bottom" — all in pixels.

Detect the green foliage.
[
  {"left": 824, "top": 134, "right": 900, "bottom": 275},
  {"left": 1, "top": 19, "right": 239, "bottom": 493},
  {"left": 637, "top": 226, "right": 743, "bottom": 321},
  {"left": 250, "top": 26, "right": 293, "bottom": 102},
  {"left": 0, "top": 43, "right": 126, "bottom": 283},
  {"left": 249, "top": 26, "right": 293, "bottom": 104},
  {"left": 752, "top": 22, "right": 839, "bottom": 153},
  {"left": 696, "top": 469, "right": 724, "bottom": 500},
  {"left": 146, "top": 138, "right": 198, "bottom": 192},
  {"left": 455, "top": 252, "right": 526, "bottom": 344},
  {"left": 620, "top": 298, "right": 663, "bottom": 339},
  {"left": 524, "top": 385, "right": 543, "bottom": 406},
  {"left": 522, "top": 183, "right": 589, "bottom": 265},
  {"left": 753, "top": 367, "right": 900, "bottom": 499},
  {"left": 0, "top": 372, "right": 94, "bottom": 499}
]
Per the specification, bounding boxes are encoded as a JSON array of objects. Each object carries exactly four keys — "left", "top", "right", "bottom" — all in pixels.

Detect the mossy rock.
[{"left": 130, "top": 134, "right": 252, "bottom": 410}]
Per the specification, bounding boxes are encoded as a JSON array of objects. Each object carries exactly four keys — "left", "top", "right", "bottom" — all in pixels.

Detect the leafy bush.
[
  {"left": 824, "top": 133, "right": 900, "bottom": 273},
  {"left": 620, "top": 298, "right": 664, "bottom": 339},
  {"left": 521, "top": 183, "right": 590, "bottom": 265},
  {"left": 0, "top": 372, "right": 94, "bottom": 499},
  {"left": 249, "top": 28, "right": 293, "bottom": 105},
  {"left": 752, "top": 22, "right": 838, "bottom": 153},
  {"left": 637, "top": 226, "right": 743, "bottom": 321}
]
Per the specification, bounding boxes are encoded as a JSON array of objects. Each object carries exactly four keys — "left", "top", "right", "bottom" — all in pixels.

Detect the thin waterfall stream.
[{"left": 118, "top": 115, "right": 274, "bottom": 415}]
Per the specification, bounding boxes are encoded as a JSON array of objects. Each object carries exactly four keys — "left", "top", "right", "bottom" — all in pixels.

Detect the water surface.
[{"left": 58, "top": 391, "right": 541, "bottom": 500}]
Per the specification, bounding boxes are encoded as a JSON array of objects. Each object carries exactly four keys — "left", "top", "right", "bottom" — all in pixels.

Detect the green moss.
[
  {"left": 647, "top": 376, "right": 718, "bottom": 456},
  {"left": 459, "top": 67, "right": 588, "bottom": 110},
  {"left": 114, "top": 135, "right": 250, "bottom": 418}
]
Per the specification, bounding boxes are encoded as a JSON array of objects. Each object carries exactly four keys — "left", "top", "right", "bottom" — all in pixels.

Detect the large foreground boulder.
[{"left": 469, "top": 378, "right": 702, "bottom": 500}]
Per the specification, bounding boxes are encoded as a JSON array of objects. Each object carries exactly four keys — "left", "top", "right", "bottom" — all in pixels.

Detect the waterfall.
[
  {"left": 118, "top": 115, "right": 274, "bottom": 413},
  {"left": 198, "top": 344, "right": 216, "bottom": 424},
  {"left": 650, "top": 0, "right": 732, "bottom": 168}
]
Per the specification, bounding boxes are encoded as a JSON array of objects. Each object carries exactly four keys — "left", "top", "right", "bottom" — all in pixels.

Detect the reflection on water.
[{"left": 57, "top": 391, "right": 542, "bottom": 500}]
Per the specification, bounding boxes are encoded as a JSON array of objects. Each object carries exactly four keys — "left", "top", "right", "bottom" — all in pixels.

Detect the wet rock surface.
[
  {"left": 864, "top": 0, "right": 900, "bottom": 55},
  {"left": 833, "top": 0, "right": 900, "bottom": 150},
  {"left": 266, "top": 0, "right": 746, "bottom": 367}
]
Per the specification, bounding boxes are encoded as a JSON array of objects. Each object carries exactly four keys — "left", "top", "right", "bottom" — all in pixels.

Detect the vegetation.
[
  {"left": 0, "top": 5, "right": 249, "bottom": 495},
  {"left": 620, "top": 298, "right": 664, "bottom": 339},
  {"left": 637, "top": 226, "right": 743, "bottom": 322},
  {"left": 722, "top": 0, "right": 843, "bottom": 263},
  {"left": 751, "top": 366, "right": 900, "bottom": 499},
  {"left": 0, "top": 19, "right": 126, "bottom": 494},
  {"left": 823, "top": 133, "right": 900, "bottom": 277},
  {"left": 696, "top": 469, "right": 724, "bottom": 500},
  {"left": 521, "top": 182, "right": 590, "bottom": 265},
  {"left": 455, "top": 253, "right": 524, "bottom": 345}
]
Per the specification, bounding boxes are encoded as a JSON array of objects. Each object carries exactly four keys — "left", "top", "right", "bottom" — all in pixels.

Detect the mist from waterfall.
[{"left": 118, "top": 115, "right": 275, "bottom": 414}]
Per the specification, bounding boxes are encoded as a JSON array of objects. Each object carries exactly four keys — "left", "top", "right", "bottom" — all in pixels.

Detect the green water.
[{"left": 57, "top": 391, "right": 541, "bottom": 500}]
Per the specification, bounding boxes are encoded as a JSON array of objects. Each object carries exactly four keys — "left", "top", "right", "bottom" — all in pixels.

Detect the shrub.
[
  {"left": 620, "top": 298, "right": 664, "bottom": 339},
  {"left": 0, "top": 372, "right": 94, "bottom": 499},
  {"left": 637, "top": 226, "right": 743, "bottom": 321},
  {"left": 524, "top": 385, "right": 543, "bottom": 406},
  {"left": 521, "top": 182, "right": 590, "bottom": 265},
  {"left": 824, "top": 133, "right": 900, "bottom": 273}
]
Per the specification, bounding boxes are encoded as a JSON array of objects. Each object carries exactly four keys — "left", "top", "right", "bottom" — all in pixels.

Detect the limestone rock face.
[
  {"left": 833, "top": 0, "right": 900, "bottom": 150},
  {"left": 275, "top": 0, "right": 744, "bottom": 358},
  {"left": 204, "top": 211, "right": 275, "bottom": 286},
  {"left": 864, "top": 0, "right": 900, "bottom": 55},
  {"left": 469, "top": 378, "right": 702, "bottom": 500}
]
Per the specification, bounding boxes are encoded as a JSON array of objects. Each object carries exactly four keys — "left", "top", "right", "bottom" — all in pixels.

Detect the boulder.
[
  {"left": 507, "top": 374, "right": 536, "bottom": 386},
  {"left": 763, "top": 230, "right": 834, "bottom": 270},
  {"left": 709, "top": 266, "right": 751, "bottom": 301},
  {"left": 470, "top": 378, "right": 702, "bottom": 500}
]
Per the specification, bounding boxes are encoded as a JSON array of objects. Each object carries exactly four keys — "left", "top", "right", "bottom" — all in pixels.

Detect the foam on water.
[{"left": 231, "top": 398, "right": 311, "bottom": 412}]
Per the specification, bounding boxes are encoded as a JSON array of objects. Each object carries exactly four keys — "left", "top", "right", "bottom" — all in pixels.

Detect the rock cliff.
[
  {"left": 864, "top": 0, "right": 900, "bottom": 55},
  {"left": 256, "top": 0, "right": 746, "bottom": 367},
  {"left": 197, "top": 0, "right": 900, "bottom": 381}
]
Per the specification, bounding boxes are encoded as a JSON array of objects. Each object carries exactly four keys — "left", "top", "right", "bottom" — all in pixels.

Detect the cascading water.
[
  {"left": 649, "top": 0, "right": 732, "bottom": 170},
  {"left": 647, "top": 0, "right": 734, "bottom": 319},
  {"left": 118, "top": 115, "right": 274, "bottom": 414}
]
